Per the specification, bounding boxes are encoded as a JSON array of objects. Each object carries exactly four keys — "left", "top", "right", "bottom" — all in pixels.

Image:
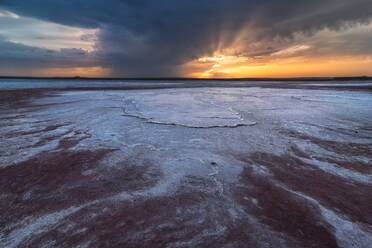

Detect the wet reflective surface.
[{"left": 0, "top": 81, "right": 371, "bottom": 247}]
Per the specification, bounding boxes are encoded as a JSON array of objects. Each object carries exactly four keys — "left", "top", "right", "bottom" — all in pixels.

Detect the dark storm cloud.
[
  {"left": 0, "top": 36, "right": 95, "bottom": 68},
  {"left": 1, "top": 0, "right": 372, "bottom": 76}
]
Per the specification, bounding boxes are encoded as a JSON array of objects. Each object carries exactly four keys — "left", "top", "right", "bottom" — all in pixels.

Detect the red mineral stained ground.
[{"left": 0, "top": 81, "right": 371, "bottom": 248}]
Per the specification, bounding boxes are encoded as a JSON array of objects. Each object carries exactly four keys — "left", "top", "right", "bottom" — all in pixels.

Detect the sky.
[{"left": 0, "top": 0, "right": 372, "bottom": 78}]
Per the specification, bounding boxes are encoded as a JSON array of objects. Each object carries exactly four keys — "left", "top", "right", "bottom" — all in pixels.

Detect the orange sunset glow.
[
  {"left": 189, "top": 54, "right": 372, "bottom": 78},
  {"left": 1, "top": 2, "right": 372, "bottom": 78},
  {"left": 1, "top": 1, "right": 372, "bottom": 248},
  {"left": 187, "top": 22, "right": 372, "bottom": 78}
]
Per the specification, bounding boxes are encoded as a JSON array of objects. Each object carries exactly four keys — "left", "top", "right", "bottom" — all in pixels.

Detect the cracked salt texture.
[{"left": 1, "top": 82, "right": 371, "bottom": 247}]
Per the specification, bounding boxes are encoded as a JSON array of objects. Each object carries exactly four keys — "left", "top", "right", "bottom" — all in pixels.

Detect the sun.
[{"left": 189, "top": 54, "right": 249, "bottom": 78}]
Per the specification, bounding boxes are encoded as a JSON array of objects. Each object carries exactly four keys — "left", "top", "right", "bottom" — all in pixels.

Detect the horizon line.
[{"left": 0, "top": 75, "right": 371, "bottom": 81}]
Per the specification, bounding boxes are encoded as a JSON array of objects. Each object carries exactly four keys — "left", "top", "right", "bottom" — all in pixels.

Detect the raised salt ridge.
[{"left": 121, "top": 89, "right": 257, "bottom": 128}]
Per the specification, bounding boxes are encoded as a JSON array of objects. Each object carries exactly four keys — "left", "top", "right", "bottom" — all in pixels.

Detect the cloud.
[
  {"left": 0, "top": 36, "right": 97, "bottom": 68},
  {"left": 0, "top": 9, "right": 19, "bottom": 18},
  {"left": 0, "top": 36, "right": 111, "bottom": 76},
  {"left": 0, "top": 0, "right": 372, "bottom": 76},
  {"left": 0, "top": 12, "right": 98, "bottom": 51}
]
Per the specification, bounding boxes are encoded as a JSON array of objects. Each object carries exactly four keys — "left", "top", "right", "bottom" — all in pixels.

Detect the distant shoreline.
[{"left": 0, "top": 76, "right": 371, "bottom": 81}]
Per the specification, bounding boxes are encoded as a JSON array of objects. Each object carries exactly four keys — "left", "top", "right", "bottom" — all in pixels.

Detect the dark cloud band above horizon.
[{"left": 1, "top": 0, "right": 372, "bottom": 77}]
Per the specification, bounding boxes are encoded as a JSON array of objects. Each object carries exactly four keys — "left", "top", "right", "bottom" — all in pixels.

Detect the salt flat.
[{"left": 0, "top": 80, "right": 371, "bottom": 247}]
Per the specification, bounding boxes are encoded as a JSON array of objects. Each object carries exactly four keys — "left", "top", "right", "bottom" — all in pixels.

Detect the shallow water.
[{"left": 0, "top": 81, "right": 371, "bottom": 247}]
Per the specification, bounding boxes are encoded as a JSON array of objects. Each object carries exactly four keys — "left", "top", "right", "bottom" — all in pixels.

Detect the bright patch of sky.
[{"left": 0, "top": 9, "right": 98, "bottom": 52}]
